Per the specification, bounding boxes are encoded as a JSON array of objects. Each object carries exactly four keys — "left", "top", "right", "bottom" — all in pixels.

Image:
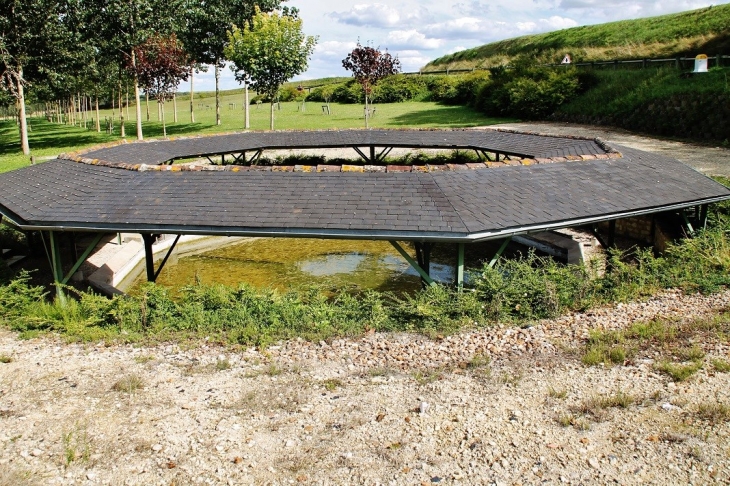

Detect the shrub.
[
  {"left": 370, "top": 74, "right": 429, "bottom": 103},
  {"left": 332, "top": 81, "right": 364, "bottom": 103},
  {"left": 477, "top": 65, "right": 580, "bottom": 118}
]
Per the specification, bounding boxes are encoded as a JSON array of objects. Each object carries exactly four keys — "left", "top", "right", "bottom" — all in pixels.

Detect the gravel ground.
[
  {"left": 490, "top": 122, "right": 730, "bottom": 177},
  {"left": 1, "top": 289, "right": 729, "bottom": 485}
]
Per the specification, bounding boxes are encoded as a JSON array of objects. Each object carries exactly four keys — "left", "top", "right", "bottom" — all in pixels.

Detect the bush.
[
  {"left": 427, "top": 72, "right": 491, "bottom": 105},
  {"left": 370, "top": 74, "right": 429, "bottom": 103},
  {"left": 332, "top": 81, "right": 364, "bottom": 103},
  {"left": 476, "top": 65, "right": 580, "bottom": 118}
]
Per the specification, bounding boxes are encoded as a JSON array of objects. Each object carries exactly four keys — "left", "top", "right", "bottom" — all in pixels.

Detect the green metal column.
[
  {"left": 457, "top": 243, "right": 465, "bottom": 289},
  {"left": 680, "top": 209, "right": 695, "bottom": 236},
  {"left": 389, "top": 241, "right": 436, "bottom": 286},
  {"left": 700, "top": 204, "right": 709, "bottom": 230},
  {"left": 488, "top": 236, "right": 512, "bottom": 268},
  {"left": 48, "top": 231, "right": 66, "bottom": 303}
]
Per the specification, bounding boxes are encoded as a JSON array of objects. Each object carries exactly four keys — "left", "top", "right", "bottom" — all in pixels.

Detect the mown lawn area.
[{"left": 0, "top": 99, "right": 507, "bottom": 173}]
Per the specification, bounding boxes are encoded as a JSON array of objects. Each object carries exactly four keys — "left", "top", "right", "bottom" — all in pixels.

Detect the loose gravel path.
[
  {"left": 491, "top": 122, "right": 730, "bottom": 177},
  {"left": 1, "top": 289, "right": 729, "bottom": 485}
]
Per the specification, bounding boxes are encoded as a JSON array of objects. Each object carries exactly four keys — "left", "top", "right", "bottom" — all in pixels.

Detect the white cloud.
[
  {"left": 390, "top": 50, "right": 433, "bottom": 72},
  {"left": 385, "top": 30, "right": 443, "bottom": 49},
  {"left": 329, "top": 3, "right": 423, "bottom": 27},
  {"left": 316, "top": 40, "right": 359, "bottom": 60}
]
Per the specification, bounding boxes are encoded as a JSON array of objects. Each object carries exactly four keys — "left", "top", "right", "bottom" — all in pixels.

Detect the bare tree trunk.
[
  {"left": 161, "top": 101, "right": 166, "bottom": 138},
  {"left": 95, "top": 96, "right": 100, "bottom": 132},
  {"left": 132, "top": 49, "right": 143, "bottom": 140},
  {"left": 145, "top": 93, "right": 150, "bottom": 121},
  {"left": 244, "top": 79, "right": 250, "bottom": 129},
  {"left": 215, "top": 62, "right": 221, "bottom": 126},
  {"left": 189, "top": 66, "right": 195, "bottom": 123},
  {"left": 157, "top": 99, "right": 161, "bottom": 121},
  {"left": 173, "top": 93, "right": 177, "bottom": 123},
  {"left": 269, "top": 100, "right": 274, "bottom": 130},
  {"left": 17, "top": 66, "right": 30, "bottom": 155},
  {"left": 126, "top": 84, "right": 130, "bottom": 121},
  {"left": 364, "top": 94, "right": 369, "bottom": 129}
]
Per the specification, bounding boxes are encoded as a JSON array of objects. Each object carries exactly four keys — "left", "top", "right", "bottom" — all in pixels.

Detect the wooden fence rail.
[{"left": 413, "top": 54, "right": 728, "bottom": 75}]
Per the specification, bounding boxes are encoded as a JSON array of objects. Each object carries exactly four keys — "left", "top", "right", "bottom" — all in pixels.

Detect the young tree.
[
  {"left": 342, "top": 42, "right": 401, "bottom": 128},
  {"left": 225, "top": 7, "right": 317, "bottom": 130},
  {"left": 128, "top": 34, "right": 191, "bottom": 137},
  {"left": 176, "top": 0, "right": 283, "bottom": 126}
]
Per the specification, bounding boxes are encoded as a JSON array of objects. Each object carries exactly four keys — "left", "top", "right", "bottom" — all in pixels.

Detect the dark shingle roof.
[
  {"left": 77, "top": 129, "right": 608, "bottom": 166},
  {"left": 1, "top": 129, "right": 728, "bottom": 242}
]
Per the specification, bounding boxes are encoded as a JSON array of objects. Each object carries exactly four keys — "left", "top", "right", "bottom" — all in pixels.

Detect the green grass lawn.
[{"left": 0, "top": 99, "right": 506, "bottom": 173}]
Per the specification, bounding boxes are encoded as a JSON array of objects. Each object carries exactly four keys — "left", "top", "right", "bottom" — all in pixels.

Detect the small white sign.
[
  {"left": 693, "top": 54, "right": 708, "bottom": 73},
  {"left": 561, "top": 54, "right": 572, "bottom": 64}
]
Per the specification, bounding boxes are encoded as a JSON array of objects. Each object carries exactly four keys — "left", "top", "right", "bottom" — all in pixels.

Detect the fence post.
[
  {"left": 642, "top": 58, "right": 647, "bottom": 69},
  {"left": 717, "top": 53, "right": 723, "bottom": 68},
  {"left": 613, "top": 60, "right": 618, "bottom": 70}
]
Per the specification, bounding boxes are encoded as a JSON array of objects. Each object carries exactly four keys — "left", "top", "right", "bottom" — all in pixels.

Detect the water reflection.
[{"left": 128, "top": 238, "right": 455, "bottom": 295}]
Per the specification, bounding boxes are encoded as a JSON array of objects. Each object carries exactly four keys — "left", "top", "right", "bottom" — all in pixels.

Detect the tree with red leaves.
[
  {"left": 342, "top": 41, "right": 401, "bottom": 128},
  {"left": 129, "top": 34, "right": 191, "bottom": 137}
]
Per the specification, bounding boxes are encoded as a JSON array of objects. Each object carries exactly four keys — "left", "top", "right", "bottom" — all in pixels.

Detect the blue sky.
[{"left": 179, "top": 0, "right": 727, "bottom": 92}]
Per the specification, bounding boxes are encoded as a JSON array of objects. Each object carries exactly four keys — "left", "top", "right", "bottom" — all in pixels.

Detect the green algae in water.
[{"left": 128, "top": 238, "right": 456, "bottom": 295}]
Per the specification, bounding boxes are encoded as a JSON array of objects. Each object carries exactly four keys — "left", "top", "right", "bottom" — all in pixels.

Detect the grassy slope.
[
  {"left": 0, "top": 99, "right": 505, "bottom": 173},
  {"left": 425, "top": 4, "right": 730, "bottom": 71}
]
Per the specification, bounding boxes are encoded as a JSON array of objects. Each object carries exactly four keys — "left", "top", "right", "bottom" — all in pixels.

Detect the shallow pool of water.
[{"left": 127, "top": 238, "right": 462, "bottom": 295}]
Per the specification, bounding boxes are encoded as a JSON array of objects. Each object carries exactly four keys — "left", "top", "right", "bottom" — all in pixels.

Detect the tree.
[
  {"left": 225, "top": 8, "right": 317, "bottom": 130},
  {"left": 342, "top": 41, "right": 400, "bottom": 128},
  {"left": 177, "top": 0, "right": 283, "bottom": 126},
  {"left": 0, "top": 0, "right": 76, "bottom": 154},
  {"left": 128, "top": 34, "right": 191, "bottom": 137},
  {"left": 84, "top": 0, "right": 177, "bottom": 141}
]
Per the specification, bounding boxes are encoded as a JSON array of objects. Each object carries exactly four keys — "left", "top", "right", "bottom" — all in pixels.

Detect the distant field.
[
  {"left": 425, "top": 4, "right": 730, "bottom": 71},
  {"left": 0, "top": 100, "right": 507, "bottom": 173}
]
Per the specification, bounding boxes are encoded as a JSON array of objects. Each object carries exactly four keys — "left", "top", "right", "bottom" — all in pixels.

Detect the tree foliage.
[
  {"left": 342, "top": 42, "right": 401, "bottom": 96},
  {"left": 129, "top": 35, "right": 191, "bottom": 102},
  {"left": 342, "top": 41, "right": 400, "bottom": 127},
  {"left": 225, "top": 7, "right": 317, "bottom": 129}
]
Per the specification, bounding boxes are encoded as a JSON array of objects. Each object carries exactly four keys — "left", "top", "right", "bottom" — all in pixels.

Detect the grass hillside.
[{"left": 424, "top": 4, "right": 730, "bottom": 71}]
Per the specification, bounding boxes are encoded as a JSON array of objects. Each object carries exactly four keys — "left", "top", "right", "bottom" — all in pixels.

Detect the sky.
[{"left": 179, "top": 0, "right": 727, "bottom": 92}]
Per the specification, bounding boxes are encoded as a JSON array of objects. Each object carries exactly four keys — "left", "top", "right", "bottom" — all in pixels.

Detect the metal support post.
[
  {"left": 607, "top": 220, "right": 616, "bottom": 247},
  {"left": 154, "top": 234, "right": 181, "bottom": 281},
  {"left": 680, "top": 209, "right": 695, "bottom": 236},
  {"left": 414, "top": 242, "right": 432, "bottom": 288},
  {"left": 369, "top": 145, "right": 375, "bottom": 164},
  {"left": 488, "top": 237, "right": 512, "bottom": 268},
  {"left": 699, "top": 204, "right": 709, "bottom": 230},
  {"left": 49, "top": 231, "right": 66, "bottom": 303},
  {"left": 389, "top": 241, "right": 436, "bottom": 287},
  {"left": 142, "top": 233, "right": 156, "bottom": 282},
  {"left": 141, "top": 233, "right": 180, "bottom": 283},
  {"left": 61, "top": 233, "right": 104, "bottom": 285},
  {"left": 457, "top": 243, "right": 465, "bottom": 289}
]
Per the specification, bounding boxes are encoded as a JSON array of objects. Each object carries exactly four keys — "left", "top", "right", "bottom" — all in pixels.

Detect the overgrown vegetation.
[
  {"left": 3, "top": 201, "right": 730, "bottom": 346},
  {"left": 425, "top": 4, "right": 730, "bottom": 71}
]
